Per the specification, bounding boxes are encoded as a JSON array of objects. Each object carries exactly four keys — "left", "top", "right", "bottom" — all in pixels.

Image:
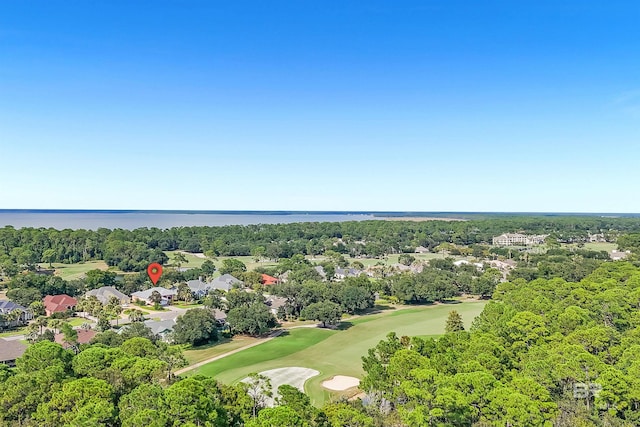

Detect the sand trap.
[
  {"left": 177, "top": 251, "right": 207, "bottom": 259},
  {"left": 322, "top": 375, "right": 361, "bottom": 391},
  {"left": 242, "top": 367, "right": 319, "bottom": 407}
]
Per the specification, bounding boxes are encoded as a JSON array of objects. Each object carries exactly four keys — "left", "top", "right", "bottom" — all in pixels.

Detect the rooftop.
[{"left": 0, "top": 338, "right": 27, "bottom": 362}]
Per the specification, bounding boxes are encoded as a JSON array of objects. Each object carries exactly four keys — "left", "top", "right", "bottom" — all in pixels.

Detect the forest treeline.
[
  {"left": 1, "top": 216, "right": 639, "bottom": 272},
  {"left": 360, "top": 261, "right": 640, "bottom": 426}
]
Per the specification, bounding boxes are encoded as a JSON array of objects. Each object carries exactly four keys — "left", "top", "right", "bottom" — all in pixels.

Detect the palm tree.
[
  {"left": 29, "top": 301, "right": 46, "bottom": 317},
  {"left": 7, "top": 309, "right": 22, "bottom": 327},
  {"left": 150, "top": 290, "right": 163, "bottom": 307},
  {"left": 35, "top": 316, "right": 49, "bottom": 334},
  {"left": 111, "top": 305, "right": 123, "bottom": 326},
  {"left": 49, "top": 318, "right": 63, "bottom": 334},
  {"left": 126, "top": 309, "right": 145, "bottom": 323},
  {"left": 26, "top": 323, "right": 40, "bottom": 343},
  {"left": 177, "top": 282, "right": 193, "bottom": 303}
]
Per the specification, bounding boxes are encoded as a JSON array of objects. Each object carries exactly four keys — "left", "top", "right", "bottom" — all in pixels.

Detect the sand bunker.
[
  {"left": 242, "top": 367, "right": 319, "bottom": 407},
  {"left": 322, "top": 375, "right": 361, "bottom": 391}
]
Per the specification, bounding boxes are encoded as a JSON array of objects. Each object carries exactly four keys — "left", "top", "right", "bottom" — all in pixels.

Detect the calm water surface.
[{"left": 0, "top": 211, "right": 377, "bottom": 230}]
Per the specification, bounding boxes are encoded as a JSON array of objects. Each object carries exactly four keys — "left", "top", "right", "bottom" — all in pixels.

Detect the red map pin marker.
[{"left": 147, "top": 263, "right": 163, "bottom": 285}]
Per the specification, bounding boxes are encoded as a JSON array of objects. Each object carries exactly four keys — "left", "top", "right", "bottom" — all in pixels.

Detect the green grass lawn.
[
  {"left": 0, "top": 326, "right": 28, "bottom": 337},
  {"left": 310, "top": 253, "right": 464, "bottom": 269},
  {"left": 164, "top": 252, "right": 278, "bottom": 272},
  {"left": 66, "top": 317, "right": 92, "bottom": 327},
  {"left": 165, "top": 251, "right": 210, "bottom": 268},
  {"left": 194, "top": 301, "right": 486, "bottom": 405},
  {"left": 38, "top": 260, "right": 109, "bottom": 280},
  {"left": 582, "top": 242, "right": 617, "bottom": 252},
  {"left": 184, "top": 335, "right": 262, "bottom": 365},
  {"left": 173, "top": 301, "right": 204, "bottom": 309},
  {"left": 217, "top": 256, "right": 278, "bottom": 271}
]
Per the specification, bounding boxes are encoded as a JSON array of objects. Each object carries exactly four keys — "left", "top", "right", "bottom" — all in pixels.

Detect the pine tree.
[{"left": 445, "top": 310, "right": 465, "bottom": 333}]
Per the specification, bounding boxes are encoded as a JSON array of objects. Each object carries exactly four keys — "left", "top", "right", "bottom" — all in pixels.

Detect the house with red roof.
[
  {"left": 43, "top": 294, "right": 78, "bottom": 316},
  {"left": 260, "top": 274, "right": 280, "bottom": 286},
  {"left": 55, "top": 329, "right": 97, "bottom": 349}
]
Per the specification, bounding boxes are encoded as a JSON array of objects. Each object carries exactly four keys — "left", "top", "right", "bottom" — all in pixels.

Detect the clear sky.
[{"left": 1, "top": 1, "right": 639, "bottom": 212}]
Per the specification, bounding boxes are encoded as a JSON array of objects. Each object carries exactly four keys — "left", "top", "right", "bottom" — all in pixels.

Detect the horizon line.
[{"left": 0, "top": 209, "right": 639, "bottom": 216}]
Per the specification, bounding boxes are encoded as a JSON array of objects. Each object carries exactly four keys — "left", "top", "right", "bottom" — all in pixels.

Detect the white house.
[{"left": 131, "top": 287, "right": 177, "bottom": 306}]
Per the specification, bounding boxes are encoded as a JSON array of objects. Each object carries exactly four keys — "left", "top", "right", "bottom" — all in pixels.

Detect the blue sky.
[{"left": 1, "top": 1, "right": 639, "bottom": 212}]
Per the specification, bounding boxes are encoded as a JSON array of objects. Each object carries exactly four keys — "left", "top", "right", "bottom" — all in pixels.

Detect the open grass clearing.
[
  {"left": 216, "top": 256, "right": 278, "bottom": 271},
  {"left": 195, "top": 301, "right": 486, "bottom": 405},
  {"left": 564, "top": 242, "right": 617, "bottom": 252},
  {"left": 165, "top": 251, "right": 210, "bottom": 269},
  {"left": 37, "top": 260, "right": 109, "bottom": 280},
  {"left": 164, "top": 252, "right": 278, "bottom": 273}
]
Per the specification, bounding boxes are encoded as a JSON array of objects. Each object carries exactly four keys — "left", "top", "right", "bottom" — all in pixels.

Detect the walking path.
[{"left": 175, "top": 329, "right": 284, "bottom": 375}]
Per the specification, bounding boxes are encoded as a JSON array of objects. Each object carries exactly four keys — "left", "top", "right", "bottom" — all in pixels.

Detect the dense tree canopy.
[{"left": 360, "top": 262, "right": 640, "bottom": 426}]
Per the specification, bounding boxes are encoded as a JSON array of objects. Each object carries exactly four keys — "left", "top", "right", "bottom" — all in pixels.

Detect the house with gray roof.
[
  {"left": 0, "top": 338, "right": 27, "bottom": 367},
  {"left": 314, "top": 266, "right": 327, "bottom": 280},
  {"left": 0, "top": 300, "right": 33, "bottom": 327},
  {"left": 211, "top": 274, "right": 243, "bottom": 291},
  {"left": 85, "top": 286, "right": 131, "bottom": 305},
  {"left": 187, "top": 274, "right": 243, "bottom": 297},
  {"left": 186, "top": 279, "right": 212, "bottom": 297},
  {"left": 144, "top": 319, "right": 176, "bottom": 342},
  {"left": 131, "top": 287, "right": 177, "bottom": 306},
  {"left": 265, "top": 296, "right": 288, "bottom": 317},
  {"left": 335, "top": 267, "right": 363, "bottom": 280},
  {"left": 212, "top": 309, "right": 227, "bottom": 323}
]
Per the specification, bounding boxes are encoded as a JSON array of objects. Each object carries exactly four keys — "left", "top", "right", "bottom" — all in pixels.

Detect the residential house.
[
  {"left": 85, "top": 286, "right": 131, "bottom": 305},
  {"left": 260, "top": 274, "right": 279, "bottom": 286},
  {"left": 144, "top": 319, "right": 176, "bottom": 342},
  {"left": 414, "top": 246, "right": 430, "bottom": 253},
  {"left": 0, "top": 338, "right": 27, "bottom": 367},
  {"left": 588, "top": 233, "right": 607, "bottom": 243},
  {"left": 265, "top": 296, "right": 287, "bottom": 317},
  {"left": 54, "top": 329, "right": 97, "bottom": 351},
  {"left": 0, "top": 300, "right": 33, "bottom": 326},
  {"left": 131, "top": 287, "right": 177, "bottom": 306},
  {"left": 213, "top": 309, "right": 227, "bottom": 324},
  {"left": 43, "top": 294, "right": 78, "bottom": 316},
  {"left": 212, "top": 274, "right": 243, "bottom": 291},
  {"left": 391, "top": 263, "right": 412, "bottom": 272},
  {"left": 186, "top": 274, "right": 243, "bottom": 297},
  {"left": 489, "top": 259, "right": 517, "bottom": 271},
  {"left": 314, "top": 266, "right": 327, "bottom": 280},
  {"left": 186, "top": 279, "right": 212, "bottom": 298},
  {"left": 335, "top": 267, "right": 363, "bottom": 280},
  {"left": 453, "top": 260, "right": 485, "bottom": 270}
]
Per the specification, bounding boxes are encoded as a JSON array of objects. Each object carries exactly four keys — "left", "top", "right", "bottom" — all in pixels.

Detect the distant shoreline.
[
  {"left": 1, "top": 209, "right": 639, "bottom": 217},
  {"left": 379, "top": 216, "right": 467, "bottom": 222}
]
